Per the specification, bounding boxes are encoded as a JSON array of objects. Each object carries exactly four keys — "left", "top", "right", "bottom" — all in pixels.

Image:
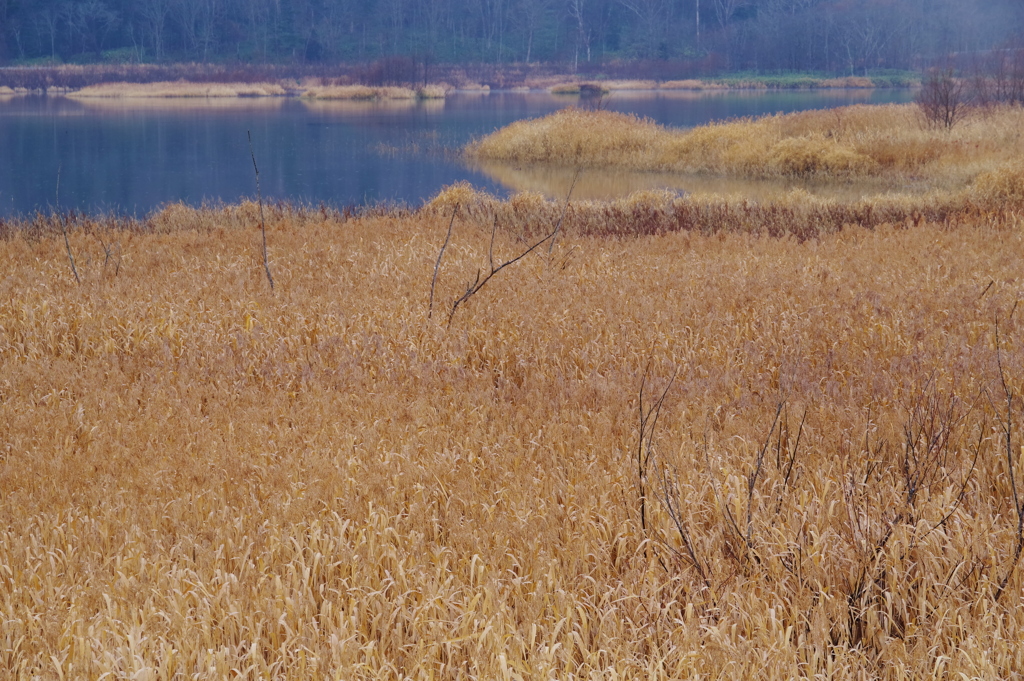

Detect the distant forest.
[{"left": 1, "top": 0, "right": 1022, "bottom": 74}]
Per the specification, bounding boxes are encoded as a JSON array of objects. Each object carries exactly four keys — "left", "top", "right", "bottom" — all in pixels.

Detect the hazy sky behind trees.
[{"left": 1, "top": 0, "right": 1022, "bottom": 73}]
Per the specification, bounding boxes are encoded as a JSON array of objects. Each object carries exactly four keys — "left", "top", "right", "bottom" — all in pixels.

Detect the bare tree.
[
  {"left": 136, "top": 0, "right": 171, "bottom": 60},
  {"left": 518, "top": 0, "right": 556, "bottom": 62},
  {"left": 972, "top": 43, "right": 1024, "bottom": 107},
  {"left": 73, "top": 1, "right": 120, "bottom": 57},
  {"left": 567, "top": 0, "right": 590, "bottom": 71},
  {"left": 618, "top": 0, "right": 668, "bottom": 58},
  {"left": 916, "top": 67, "right": 974, "bottom": 130},
  {"left": 172, "top": 0, "right": 219, "bottom": 61},
  {"left": 711, "top": 0, "right": 742, "bottom": 30},
  {"left": 33, "top": 6, "right": 63, "bottom": 60}
]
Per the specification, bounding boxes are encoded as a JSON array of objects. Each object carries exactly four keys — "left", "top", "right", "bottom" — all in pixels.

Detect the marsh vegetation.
[
  {"left": 3, "top": 155, "right": 1024, "bottom": 676},
  {"left": 467, "top": 103, "right": 1024, "bottom": 194}
]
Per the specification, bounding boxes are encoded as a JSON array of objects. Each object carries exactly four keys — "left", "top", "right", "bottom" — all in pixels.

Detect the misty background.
[{"left": 1, "top": 0, "right": 1022, "bottom": 74}]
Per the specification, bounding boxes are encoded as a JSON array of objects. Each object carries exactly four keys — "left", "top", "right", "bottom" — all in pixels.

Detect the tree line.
[{"left": 1, "top": 0, "right": 1022, "bottom": 74}]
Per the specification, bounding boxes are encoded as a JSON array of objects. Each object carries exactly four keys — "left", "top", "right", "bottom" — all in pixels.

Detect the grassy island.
[{"left": 467, "top": 105, "right": 1024, "bottom": 192}]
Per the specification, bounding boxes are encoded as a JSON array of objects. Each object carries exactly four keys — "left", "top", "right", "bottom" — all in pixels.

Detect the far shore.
[{"left": 0, "top": 73, "right": 918, "bottom": 100}]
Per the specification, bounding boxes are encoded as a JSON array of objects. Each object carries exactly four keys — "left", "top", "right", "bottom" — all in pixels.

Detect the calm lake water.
[{"left": 0, "top": 88, "right": 913, "bottom": 217}]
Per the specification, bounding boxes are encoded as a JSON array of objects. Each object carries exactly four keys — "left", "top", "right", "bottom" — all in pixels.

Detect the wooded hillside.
[{"left": 1, "top": 0, "right": 1021, "bottom": 73}]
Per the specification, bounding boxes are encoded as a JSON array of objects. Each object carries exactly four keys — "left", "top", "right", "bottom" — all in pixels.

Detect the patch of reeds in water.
[
  {"left": 300, "top": 85, "right": 447, "bottom": 100},
  {"left": 300, "top": 84, "right": 414, "bottom": 100},
  {"left": 549, "top": 82, "right": 612, "bottom": 95},
  {"left": 467, "top": 104, "right": 1024, "bottom": 187},
  {"left": 67, "top": 81, "right": 289, "bottom": 98}
]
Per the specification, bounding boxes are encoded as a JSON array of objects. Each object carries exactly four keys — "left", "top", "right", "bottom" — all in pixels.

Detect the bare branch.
[
  {"left": 636, "top": 362, "right": 677, "bottom": 533},
  {"left": 446, "top": 170, "right": 583, "bottom": 325},
  {"left": 747, "top": 402, "right": 784, "bottom": 545},
  {"left": 56, "top": 164, "right": 80, "bottom": 285},
  {"left": 660, "top": 463, "right": 711, "bottom": 590},
  {"left": 547, "top": 168, "right": 581, "bottom": 255},
  {"left": 447, "top": 219, "right": 556, "bottom": 326},
  {"left": 994, "top": 317, "right": 1024, "bottom": 602},
  {"left": 428, "top": 204, "right": 458, "bottom": 319}
]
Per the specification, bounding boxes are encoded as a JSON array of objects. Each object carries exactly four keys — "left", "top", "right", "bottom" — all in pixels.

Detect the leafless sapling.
[{"left": 429, "top": 203, "right": 458, "bottom": 319}]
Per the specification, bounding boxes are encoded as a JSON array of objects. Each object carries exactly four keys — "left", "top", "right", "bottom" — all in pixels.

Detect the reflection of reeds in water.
[
  {"left": 299, "top": 97, "right": 446, "bottom": 115},
  {"left": 374, "top": 131, "right": 462, "bottom": 160},
  {"left": 67, "top": 81, "right": 288, "bottom": 98},
  {"left": 61, "top": 82, "right": 450, "bottom": 102}
]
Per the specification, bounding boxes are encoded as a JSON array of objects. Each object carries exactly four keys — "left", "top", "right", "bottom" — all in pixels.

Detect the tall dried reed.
[{"left": 2, "top": 194, "right": 1024, "bottom": 678}]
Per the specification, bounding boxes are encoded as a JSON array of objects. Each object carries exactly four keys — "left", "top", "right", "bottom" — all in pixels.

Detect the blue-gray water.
[{"left": 0, "top": 88, "right": 912, "bottom": 217}]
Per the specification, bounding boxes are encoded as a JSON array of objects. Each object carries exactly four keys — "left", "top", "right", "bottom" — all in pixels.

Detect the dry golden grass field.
[{"left": 2, "top": 179, "right": 1024, "bottom": 679}]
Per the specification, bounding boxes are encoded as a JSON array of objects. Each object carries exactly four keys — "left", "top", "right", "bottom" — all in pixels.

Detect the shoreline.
[
  {"left": 0, "top": 67, "right": 919, "bottom": 99},
  {"left": 0, "top": 79, "right": 916, "bottom": 100}
]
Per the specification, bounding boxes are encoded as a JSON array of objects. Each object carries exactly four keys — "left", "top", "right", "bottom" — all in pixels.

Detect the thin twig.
[
  {"left": 487, "top": 216, "right": 496, "bottom": 272},
  {"left": 979, "top": 280, "right": 994, "bottom": 300},
  {"left": 447, "top": 219, "right": 557, "bottom": 326},
  {"left": 994, "top": 317, "right": 1024, "bottom": 602},
  {"left": 56, "top": 163, "right": 80, "bottom": 284},
  {"left": 660, "top": 463, "right": 711, "bottom": 590},
  {"left": 445, "top": 169, "right": 584, "bottom": 325},
  {"left": 746, "top": 402, "right": 784, "bottom": 546},
  {"left": 547, "top": 168, "right": 582, "bottom": 255},
  {"left": 773, "top": 407, "right": 807, "bottom": 516},
  {"left": 248, "top": 130, "right": 274, "bottom": 291},
  {"left": 429, "top": 204, "right": 458, "bottom": 319},
  {"left": 636, "top": 362, "right": 677, "bottom": 533},
  {"left": 919, "top": 424, "right": 984, "bottom": 543}
]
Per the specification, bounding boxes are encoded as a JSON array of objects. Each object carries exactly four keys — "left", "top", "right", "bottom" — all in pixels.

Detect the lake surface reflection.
[{"left": 0, "top": 88, "right": 912, "bottom": 217}]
